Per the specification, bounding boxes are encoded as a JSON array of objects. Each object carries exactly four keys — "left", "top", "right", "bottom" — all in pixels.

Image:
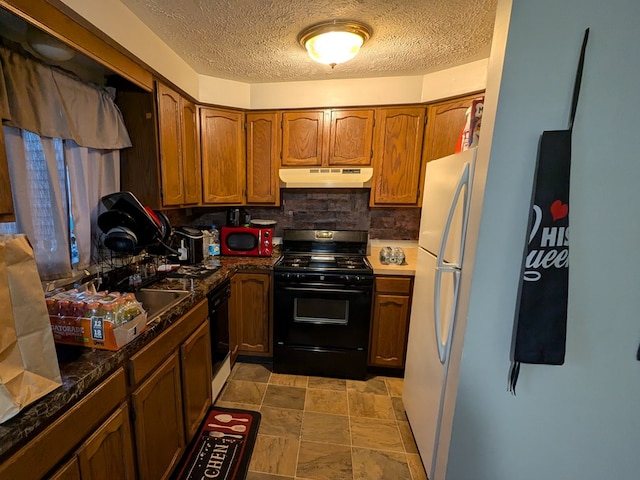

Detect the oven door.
[{"left": 274, "top": 282, "right": 372, "bottom": 350}]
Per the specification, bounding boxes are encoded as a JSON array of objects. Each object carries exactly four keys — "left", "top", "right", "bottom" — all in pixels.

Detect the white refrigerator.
[{"left": 403, "top": 147, "right": 477, "bottom": 480}]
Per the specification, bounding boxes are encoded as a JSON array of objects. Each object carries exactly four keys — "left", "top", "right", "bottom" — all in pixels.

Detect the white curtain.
[
  {"left": 1, "top": 126, "right": 71, "bottom": 280},
  {"left": 65, "top": 141, "right": 120, "bottom": 270}
]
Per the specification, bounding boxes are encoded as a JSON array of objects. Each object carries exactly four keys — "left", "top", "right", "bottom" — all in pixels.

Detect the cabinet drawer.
[
  {"left": 0, "top": 368, "right": 126, "bottom": 480},
  {"left": 128, "top": 299, "right": 207, "bottom": 386},
  {"left": 375, "top": 276, "right": 413, "bottom": 295}
]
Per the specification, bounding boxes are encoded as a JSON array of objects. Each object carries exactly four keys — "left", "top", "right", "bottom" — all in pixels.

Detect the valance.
[{"left": 0, "top": 45, "right": 131, "bottom": 149}]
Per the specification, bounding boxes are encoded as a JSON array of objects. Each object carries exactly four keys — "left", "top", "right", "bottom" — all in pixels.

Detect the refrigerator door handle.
[
  {"left": 433, "top": 267, "right": 460, "bottom": 364},
  {"left": 437, "top": 162, "right": 471, "bottom": 269}
]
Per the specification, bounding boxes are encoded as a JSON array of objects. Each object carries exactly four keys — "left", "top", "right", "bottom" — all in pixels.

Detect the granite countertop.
[
  {"left": 0, "top": 254, "right": 278, "bottom": 462},
  {"left": 368, "top": 245, "right": 418, "bottom": 276}
]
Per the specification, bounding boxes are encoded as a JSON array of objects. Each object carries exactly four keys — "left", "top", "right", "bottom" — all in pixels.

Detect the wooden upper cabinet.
[
  {"left": 328, "top": 109, "right": 374, "bottom": 166},
  {"left": 157, "top": 83, "right": 184, "bottom": 206},
  {"left": 281, "top": 108, "right": 375, "bottom": 167},
  {"left": 181, "top": 98, "right": 202, "bottom": 205},
  {"left": 246, "top": 112, "right": 280, "bottom": 205},
  {"left": 200, "top": 107, "right": 246, "bottom": 205},
  {"left": 157, "top": 82, "right": 201, "bottom": 207},
  {"left": 0, "top": 126, "right": 15, "bottom": 222},
  {"left": 422, "top": 93, "right": 483, "bottom": 162},
  {"left": 116, "top": 86, "right": 162, "bottom": 209},
  {"left": 281, "top": 110, "right": 324, "bottom": 166},
  {"left": 370, "top": 106, "right": 426, "bottom": 206}
]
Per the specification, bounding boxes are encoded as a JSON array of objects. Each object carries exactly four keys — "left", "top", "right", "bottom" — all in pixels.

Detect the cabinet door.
[
  {"left": 0, "top": 126, "right": 15, "bottom": 222},
  {"left": 181, "top": 97, "right": 202, "bottom": 205},
  {"left": 371, "top": 107, "right": 426, "bottom": 206},
  {"left": 423, "top": 93, "right": 483, "bottom": 162},
  {"left": 246, "top": 112, "right": 280, "bottom": 205},
  {"left": 157, "top": 82, "right": 184, "bottom": 206},
  {"left": 76, "top": 403, "right": 136, "bottom": 480},
  {"left": 201, "top": 107, "right": 246, "bottom": 204},
  {"left": 328, "top": 109, "right": 374, "bottom": 166},
  {"left": 131, "top": 352, "right": 185, "bottom": 480},
  {"left": 116, "top": 87, "right": 162, "bottom": 209},
  {"left": 49, "top": 457, "right": 81, "bottom": 480},
  {"left": 369, "top": 293, "right": 411, "bottom": 368},
  {"left": 181, "top": 320, "right": 213, "bottom": 440},
  {"left": 230, "top": 272, "right": 271, "bottom": 355},
  {"left": 281, "top": 110, "right": 325, "bottom": 166}
]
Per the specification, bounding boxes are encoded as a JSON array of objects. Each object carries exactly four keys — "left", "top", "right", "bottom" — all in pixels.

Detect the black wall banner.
[{"left": 509, "top": 29, "right": 589, "bottom": 394}]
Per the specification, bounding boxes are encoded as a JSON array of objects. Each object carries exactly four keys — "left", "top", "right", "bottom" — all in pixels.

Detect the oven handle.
[{"left": 278, "top": 286, "right": 371, "bottom": 295}]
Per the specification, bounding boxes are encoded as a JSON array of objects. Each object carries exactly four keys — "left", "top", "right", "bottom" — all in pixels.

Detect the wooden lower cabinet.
[
  {"left": 49, "top": 457, "right": 81, "bottom": 480},
  {"left": 127, "top": 299, "right": 211, "bottom": 480},
  {"left": 0, "top": 300, "right": 214, "bottom": 480},
  {"left": 230, "top": 271, "right": 272, "bottom": 362},
  {"left": 181, "top": 320, "right": 213, "bottom": 440},
  {"left": 76, "top": 403, "right": 136, "bottom": 480},
  {"left": 369, "top": 276, "right": 414, "bottom": 368},
  {"left": 0, "top": 369, "right": 127, "bottom": 480},
  {"left": 131, "top": 351, "right": 185, "bottom": 480}
]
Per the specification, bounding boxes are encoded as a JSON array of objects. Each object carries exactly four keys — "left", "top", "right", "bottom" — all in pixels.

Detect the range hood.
[{"left": 279, "top": 167, "right": 373, "bottom": 188}]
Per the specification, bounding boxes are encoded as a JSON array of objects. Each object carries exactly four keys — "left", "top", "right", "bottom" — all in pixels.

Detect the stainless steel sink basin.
[{"left": 134, "top": 288, "right": 190, "bottom": 323}]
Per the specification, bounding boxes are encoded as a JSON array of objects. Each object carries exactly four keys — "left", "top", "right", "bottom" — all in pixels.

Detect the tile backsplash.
[{"left": 163, "top": 189, "right": 420, "bottom": 240}]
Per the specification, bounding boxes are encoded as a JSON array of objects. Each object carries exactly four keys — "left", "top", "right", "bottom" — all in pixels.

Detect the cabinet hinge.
[
  {"left": 370, "top": 149, "right": 373, "bottom": 159},
  {"left": 130, "top": 404, "right": 136, "bottom": 423},
  {"left": 424, "top": 116, "right": 428, "bottom": 126}
]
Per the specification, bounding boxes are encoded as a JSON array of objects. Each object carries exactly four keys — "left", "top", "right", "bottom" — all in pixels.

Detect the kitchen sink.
[{"left": 134, "top": 288, "right": 190, "bottom": 324}]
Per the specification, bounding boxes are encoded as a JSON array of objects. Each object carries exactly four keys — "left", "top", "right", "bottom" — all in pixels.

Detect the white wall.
[{"left": 446, "top": 0, "right": 640, "bottom": 479}]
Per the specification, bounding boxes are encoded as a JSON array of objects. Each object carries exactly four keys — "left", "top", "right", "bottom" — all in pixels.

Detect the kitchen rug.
[{"left": 173, "top": 406, "right": 261, "bottom": 480}]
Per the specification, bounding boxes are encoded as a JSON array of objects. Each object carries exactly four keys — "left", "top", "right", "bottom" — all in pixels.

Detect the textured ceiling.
[{"left": 119, "top": 0, "right": 498, "bottom": 83}]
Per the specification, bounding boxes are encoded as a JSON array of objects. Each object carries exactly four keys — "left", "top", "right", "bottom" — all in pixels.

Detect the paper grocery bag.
[{"left": 0, "top": 234, "right": 62, "bottom": 423}]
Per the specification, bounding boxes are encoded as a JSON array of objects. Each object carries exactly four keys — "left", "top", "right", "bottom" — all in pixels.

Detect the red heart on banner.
[{"left": 550, "top": 200, "right": 568, "bottom": 221}]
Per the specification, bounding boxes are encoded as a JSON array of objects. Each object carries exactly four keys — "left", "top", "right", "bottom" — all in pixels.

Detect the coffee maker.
[{"left": 173, "top": 226, "right": 204, "bottom": 264}]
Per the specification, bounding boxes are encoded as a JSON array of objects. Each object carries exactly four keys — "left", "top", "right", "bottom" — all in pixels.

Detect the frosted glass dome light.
[{"left": 298, "top": 20, "right": 372, "bottom": 68}]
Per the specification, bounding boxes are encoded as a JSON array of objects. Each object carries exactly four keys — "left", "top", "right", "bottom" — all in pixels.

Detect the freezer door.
[
  {"left": 419, "top": 148, "right": 476, "bottom": 264},
  {"left": 403, "top": 247, "right": 459, "bottom": 479}
]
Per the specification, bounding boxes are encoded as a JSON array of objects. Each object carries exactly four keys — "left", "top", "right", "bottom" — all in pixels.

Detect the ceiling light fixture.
[
  {"left": 26, "top": 26, "right": 75, "bottom": 62},
  {"left": 298, "top": 20, "right": 372, "bottom": 68}
]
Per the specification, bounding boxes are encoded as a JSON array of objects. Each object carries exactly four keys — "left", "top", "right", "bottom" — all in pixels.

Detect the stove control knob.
[
  {"left": 295, "top": 273, "right": 302, "bottom": 280},
  {"left": 343, "top": 275, "right": 350, "bottom": 283}
]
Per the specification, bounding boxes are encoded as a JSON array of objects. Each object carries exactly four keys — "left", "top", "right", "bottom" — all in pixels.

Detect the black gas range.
[{"left": 273, "top": 229, "right": 373, "bottom": 379}]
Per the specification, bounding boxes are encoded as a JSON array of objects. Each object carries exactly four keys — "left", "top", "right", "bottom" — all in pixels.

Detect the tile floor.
[{"left": 214, "top": 362, "right": 429, "bottom": 480}]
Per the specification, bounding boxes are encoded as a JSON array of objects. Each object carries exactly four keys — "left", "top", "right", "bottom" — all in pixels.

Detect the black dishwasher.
[{"left": 207, "top": 279, "right": 231, "bottom": 377}]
